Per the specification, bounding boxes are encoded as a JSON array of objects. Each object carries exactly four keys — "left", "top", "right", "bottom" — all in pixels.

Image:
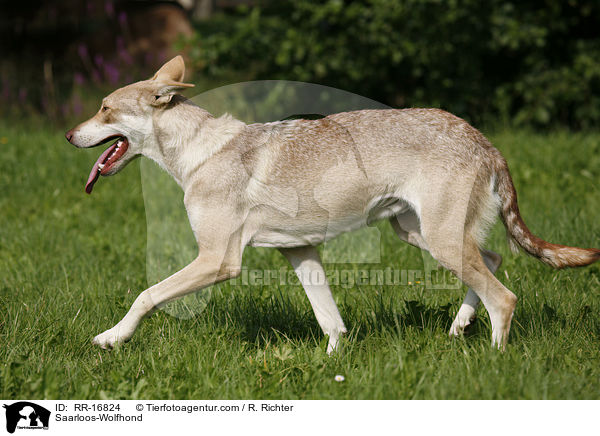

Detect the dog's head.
[{"left": 65, "top": 55, "right": 194, "bottom": 193}]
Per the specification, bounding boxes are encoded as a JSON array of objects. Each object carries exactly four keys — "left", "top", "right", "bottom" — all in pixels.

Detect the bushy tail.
[{"left": 495, "top": 158, "right": 600, "bottom": 269}]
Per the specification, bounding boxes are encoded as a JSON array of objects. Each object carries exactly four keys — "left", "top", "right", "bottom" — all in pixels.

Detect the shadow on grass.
[{"left": 183, "top": 289, "right": 460, "bottom": 349}]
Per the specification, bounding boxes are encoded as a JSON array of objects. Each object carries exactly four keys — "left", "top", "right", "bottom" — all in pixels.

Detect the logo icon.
[{"left": 3, "top": 402, "right": 50, "bottom": 433}]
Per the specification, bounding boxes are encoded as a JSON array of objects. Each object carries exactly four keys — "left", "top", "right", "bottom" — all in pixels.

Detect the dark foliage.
[{"left": 186, "top": 0, "right": 600, "bottom": 128}]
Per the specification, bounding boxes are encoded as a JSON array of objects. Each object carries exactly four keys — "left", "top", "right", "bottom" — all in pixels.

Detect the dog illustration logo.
[{"left": 3, "top": 402, "right": 50, "bottom": 433}]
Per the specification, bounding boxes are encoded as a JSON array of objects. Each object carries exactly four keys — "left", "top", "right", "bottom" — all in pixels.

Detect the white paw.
[
  {"left": 326, "top": 326, "right": 346, "bottom": 355},
  {"left": 491, "top": 328, "right": 508, "bottom": 351},
  {"left": 449, "top": 306, "right": 476, "bottom": 337},
  {"left": 326, "top": 337, "right": 339, "bottom": 355},
  {"left": 92, "top": 323, "right": 133, "bottom": 349}
]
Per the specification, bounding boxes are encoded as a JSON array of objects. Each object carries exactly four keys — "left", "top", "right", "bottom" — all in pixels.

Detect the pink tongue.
[{"left": 85, "top": 143, "right": 117, "bottom": 194}]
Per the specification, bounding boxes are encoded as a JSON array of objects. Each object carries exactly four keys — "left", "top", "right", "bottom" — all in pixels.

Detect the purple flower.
[
  {"left": 2, "top": 79, "right": 10, "bottom": 100},
  {"left": 77, "top": 43, "right": 89, "bottom": 60},
  {"left": 72, "top": 94, "right": 83, "bottom": 116},
  {"left": 74, "top": 72, "right": 85, "bottom": 86},
  {"left": 91, "top": 69, "right": 101, "bottom": 84},
  {"left": 94, "top": 54, "right": 104, "bottom": 67},
  {"left": 156, "top": 51, "right": 168, "bottom": 65},
  {"left": 118, "top": 11, "right": 127, "bottom": 27},
  {"left": 104, "top": 63, "right": 120, "bottom": 84},
  {"left": 118, "top": 48, "right": 134, "bottom": 66},
  {"left": 105, "top": 0, "right": 114, "bottom": 17},
  {"left": 18, "top": 88, "right": 27, "bottom": 104}
]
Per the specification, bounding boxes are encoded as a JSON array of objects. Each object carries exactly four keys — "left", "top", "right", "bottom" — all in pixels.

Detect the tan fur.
[
  {"left": 66, "top": 56, "right": 599, "bottom": 352},
  {"left": 495, "top": 158, "right": 600, "bottom": 268}
]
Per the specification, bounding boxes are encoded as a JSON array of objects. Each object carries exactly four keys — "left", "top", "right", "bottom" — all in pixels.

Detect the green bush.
[{"left": 185, "top": 0, "right": 600, "bottom": 128}]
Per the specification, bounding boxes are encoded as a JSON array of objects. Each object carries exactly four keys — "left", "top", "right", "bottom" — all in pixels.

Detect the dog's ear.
[
  {"left": 152, "top": 55, "right": 188, "bottom": 83},
  {"left": 151, "top": 81, "right": 195, "bottom": 106},
  {"left": 150, "top": 56, "right": 194, "bottom": 105}
]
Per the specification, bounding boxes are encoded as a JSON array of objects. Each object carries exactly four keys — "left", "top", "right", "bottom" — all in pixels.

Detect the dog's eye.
[{"left": 101, "top": 106, "right": 109, "bottom": 112}]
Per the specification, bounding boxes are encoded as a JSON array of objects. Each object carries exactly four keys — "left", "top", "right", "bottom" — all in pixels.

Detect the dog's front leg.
[
  {"left": 279, "top": 246, "right": 347, "bottom": 354},
  {"left": 92, "top": 251, "right": 240, "bottom": 349}
]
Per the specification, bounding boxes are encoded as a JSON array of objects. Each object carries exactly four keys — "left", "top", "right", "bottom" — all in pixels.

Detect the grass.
[{"left": 0, "top": 118, "right": 599, "bottom": 400}]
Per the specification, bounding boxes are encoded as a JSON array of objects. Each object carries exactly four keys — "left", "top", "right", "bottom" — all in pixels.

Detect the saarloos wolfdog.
[{"left": 66, "top": 56, "right": 600, "bottom": 353}]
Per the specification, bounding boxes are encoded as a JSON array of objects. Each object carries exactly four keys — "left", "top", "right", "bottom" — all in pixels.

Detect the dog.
[{"left": 65, "top": 56, "right": 600, "bottom": 353}]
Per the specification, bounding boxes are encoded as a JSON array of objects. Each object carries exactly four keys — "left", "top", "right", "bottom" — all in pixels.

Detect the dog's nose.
[{"left": 65, "top": 129, "right": 74, "bottom": 143}]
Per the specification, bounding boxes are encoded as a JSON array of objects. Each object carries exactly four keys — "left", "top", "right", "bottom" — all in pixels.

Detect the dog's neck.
[{"left": 145, "top": 97, "right": 245, "bottom": 190}]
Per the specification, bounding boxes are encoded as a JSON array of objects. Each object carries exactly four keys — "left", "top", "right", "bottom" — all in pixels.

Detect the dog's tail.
[{"left": 495, "top": 157, "right": 600, "bottom": 269}]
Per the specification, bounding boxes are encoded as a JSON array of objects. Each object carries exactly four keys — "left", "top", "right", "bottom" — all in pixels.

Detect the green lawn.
[{"left": 0, "top": 119, "right": 599, "bottom": 399}]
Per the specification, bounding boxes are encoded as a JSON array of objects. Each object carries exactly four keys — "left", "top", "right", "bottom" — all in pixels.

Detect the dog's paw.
[
  {"left": 449, "top": 318, "right": 472, "bottom": 337},
  {"left": 92, "top": 324, "right": 132, "bottom": 349},
  {"left": 326, "top": 337, "right": 339, "bottom": 355},
  {"left": 449, "top": 307, "right": 476, "bottom": 337},
  {"left": 325, "top": 326, "right": 347, "bottom": 355}
]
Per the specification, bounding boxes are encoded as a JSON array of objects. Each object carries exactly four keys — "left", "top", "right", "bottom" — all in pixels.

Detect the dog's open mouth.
[{"left": 85, "top": 136, "right": 129, "bottom": 194}]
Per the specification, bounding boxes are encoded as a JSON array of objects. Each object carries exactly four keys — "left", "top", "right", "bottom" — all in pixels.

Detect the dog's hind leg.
[
  {"left": 390, "top": 211, "right": 429, "bottom": 252},
  {"left": 449, "top": 249, "right": 502, "bottom": 337},
  {"left": 389, "top": 201, "right": 512, "bottom": 346},
  {"left": 390, "top": 212, "right": 439, "bottom": 283},
  {"left": 279, "top": 246, "right": 347, "bottom": 354},
  {"left": 419, "top": 212, "right": 516, "bottom": 349}
]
